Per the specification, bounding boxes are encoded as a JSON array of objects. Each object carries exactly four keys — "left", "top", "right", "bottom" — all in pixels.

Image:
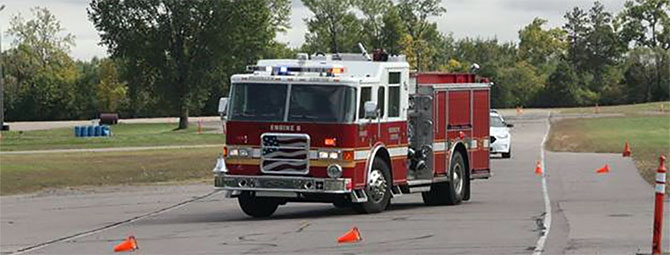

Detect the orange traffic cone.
[
  {"left": 622, "top": 141, "right": 631, "bottom": 157},
  {"left": 596, "top": 164, "right": 610, "bottom": 174},
  {"left": 535, "top": 161, "right": 543, "bottom": 176},
  {"left": 114, "top": 236, "right": 138, "bottom": 252},
  {"left": 337, "top": 227, "right": 362, "bottom": 243}
]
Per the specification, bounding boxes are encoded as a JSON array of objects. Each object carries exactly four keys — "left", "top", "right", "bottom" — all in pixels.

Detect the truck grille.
[{"left": 261, "top": 133, "right": 310, "bottom": 175}]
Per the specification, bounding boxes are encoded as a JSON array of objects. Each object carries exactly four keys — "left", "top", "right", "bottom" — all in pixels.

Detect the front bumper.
[
  {"left": 490, "top": 138, "right": 510, "bottom": 153},
  {"left": 214, "top": 174, "right": 352, "bottom": 194}
]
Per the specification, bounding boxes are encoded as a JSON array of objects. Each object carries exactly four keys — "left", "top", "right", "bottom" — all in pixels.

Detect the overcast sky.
[{"left": 0, "top": 0, "right": 626, "bottom": 61}]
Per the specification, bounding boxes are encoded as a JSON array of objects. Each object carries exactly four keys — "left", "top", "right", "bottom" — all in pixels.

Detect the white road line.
[
  {"left": 533, "top": 114, "right": 552, "bottom": 255},
  {"left": 11, "top": 190, "right": 220, "bottom": 255}
]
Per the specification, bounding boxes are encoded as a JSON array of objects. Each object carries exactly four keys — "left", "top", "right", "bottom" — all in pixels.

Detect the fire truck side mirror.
[
  {"left": 218, "top": 97, "right": 228, "bottom": 119},
  {"left": 364, "top": 101, "right": 378, "bottom": 119}
]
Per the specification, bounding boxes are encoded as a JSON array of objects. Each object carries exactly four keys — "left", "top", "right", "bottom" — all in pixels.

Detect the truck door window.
[
  {"left": 359, "top": 87, "right": 371, "bottom": 119},
  {"left": 388, "top": 86, "right": 400, "bottom": 117},
  {"left": 377, "top": 86, "right": 385, "bottom": 118},
  {"left": 389, "top": 72, "right": 401, "bottom": 84}
]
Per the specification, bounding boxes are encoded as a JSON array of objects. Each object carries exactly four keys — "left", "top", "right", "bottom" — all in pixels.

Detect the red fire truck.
[{"left": 213, "top": 51, "right": 491, "bottom": 217}]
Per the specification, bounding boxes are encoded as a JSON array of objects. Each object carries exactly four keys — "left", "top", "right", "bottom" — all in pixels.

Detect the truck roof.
[{"left": 231, "top": 53, "right": 409, "bottom": 85}]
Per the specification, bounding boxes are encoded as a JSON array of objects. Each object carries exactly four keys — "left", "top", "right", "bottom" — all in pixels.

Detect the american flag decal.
[{"left": 261, "top": 133, "right": 310, "bottom": 174}]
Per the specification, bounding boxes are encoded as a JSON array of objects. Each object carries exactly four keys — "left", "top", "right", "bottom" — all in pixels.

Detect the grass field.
[
  {"left": 0, "top": 147, "right": 220, "bottom": 195},
  {"left": 547, "top": 112, "right": 670, "bottom": 190},
  {"left": 557, "top": 101, "right": 669, "bottom": 115},
  {"left": 0, "top": 123, "right": 225, "bottom": 151}
]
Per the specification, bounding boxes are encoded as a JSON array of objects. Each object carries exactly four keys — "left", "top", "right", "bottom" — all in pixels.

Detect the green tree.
[
  {"left": 518, "top": 18, "right": 567, "bottom": 69},
  {"left": 379, "top": 4, "right": 407, "bottom": 54},
  {"left": 89, "top": 0, "right": 288, "bottom": 129},
  {"left": 618, "top": 0, "right": 670, "bottom": 102},
  {"left": 354, "top": 0, "right": 392, "bottom": 49},
  {"left": 302, "top": 0, "right": 361, "bottom": 53},
  {"left": 3, "top": 7, "right": 78, "bottom": 121},
  {"left": 584, "top": 2, "right": 624, "bottom": 93},
  {"left": 96, "top": 59, "right": 126, "bottom": 113},
  {"left": 73, "top": 58, "right": 101, "bottom": 119},
  {"left": 618, "top": 0, "right": 670, "bottom": 48},
  {"left": 542, "top": 60, "right": 581, "bottom": 107},
  {"left": 397, "top": 0, "right": 446, "bottom": 70},
  {"left": 496, "top": 61, "right": 543, "bottom": 107},
  {"left": 564, "top": 7, "right": 590, "bottom": 70}
]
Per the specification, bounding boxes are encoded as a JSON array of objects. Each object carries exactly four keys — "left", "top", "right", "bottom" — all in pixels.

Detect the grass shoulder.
[
  {"left": 1, "top": 147, "right": 221, "bottom": 195},
  {"left": 546, "top": 114, "right": 670, "bottom": 191},
  {"left": 0, "top": 123, "right": 225, "bottom": 151}
]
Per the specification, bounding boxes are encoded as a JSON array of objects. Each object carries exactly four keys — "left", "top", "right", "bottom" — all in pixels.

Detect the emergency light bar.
[{"left": 246, "top": 65, "right": 346, "bottom": 77}]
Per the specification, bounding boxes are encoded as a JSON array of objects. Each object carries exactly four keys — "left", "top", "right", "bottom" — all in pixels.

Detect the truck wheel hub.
[{"left": 368, "top": 169, "right": 387, "bottom": 203}]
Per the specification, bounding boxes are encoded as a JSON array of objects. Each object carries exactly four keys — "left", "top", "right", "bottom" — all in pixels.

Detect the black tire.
[
  {"left": 238, "top": 191, "right": 280, "bottom": 218},
  {"left": 502, "top": 147, "right": 511, "bottom": 158},
  {"left": 353, "top": 158, "right": 391, "bottom": 214},
  {"left": 422, "top": 151, "right": 466, "bottom": 205}
]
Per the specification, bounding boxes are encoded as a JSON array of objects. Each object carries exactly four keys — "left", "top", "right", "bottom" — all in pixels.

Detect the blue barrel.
[
  {"left": 78, "top": 126, "right": 87, "bottom": 137},
  {"left": 87, "top": 126, "right": 95, "bottom": 137},
  {"left": 101, "top": 125, "right": 110, "bottom": 136},
  {"left": 74, "top": 126, "right": 80, "bottom": 137},
  {"left": 94, "top": 126, "right": 102, "bottom": 136}
]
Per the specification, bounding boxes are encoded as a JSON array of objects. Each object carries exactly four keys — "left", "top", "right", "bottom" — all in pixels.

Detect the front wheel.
[
  {"left": 353, "top": 158, "right": 391, "bottom": 214},
  {"left": 238, "top": 191, "right": 280, "bottom": 218},
  {"left": 502, "top": 146, "right": 512, "bottom": 158}
]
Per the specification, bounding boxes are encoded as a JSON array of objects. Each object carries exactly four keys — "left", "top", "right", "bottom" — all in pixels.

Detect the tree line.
[{"left": 1, "top": 0, "right": 668, "bottom": 127}]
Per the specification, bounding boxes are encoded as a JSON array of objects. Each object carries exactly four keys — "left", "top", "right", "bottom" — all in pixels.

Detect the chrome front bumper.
[{"left": 214, "top": 174, "right": 352, "bottom": 194}]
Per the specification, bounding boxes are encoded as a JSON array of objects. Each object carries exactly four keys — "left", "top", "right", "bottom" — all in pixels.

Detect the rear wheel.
[
  {"left": 238, "top": 191, "right": 280, "bottom": 218},
  {"left": 422, "top": 151, "right": 466, "bottom": 205},
  {"left": 353, "top": 158, "right": 391, "bottom": 214}
]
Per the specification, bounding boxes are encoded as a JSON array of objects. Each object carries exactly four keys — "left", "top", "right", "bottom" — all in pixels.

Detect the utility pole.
[{"left": 0, "top": 4, "right": 8, "bottom": 131}]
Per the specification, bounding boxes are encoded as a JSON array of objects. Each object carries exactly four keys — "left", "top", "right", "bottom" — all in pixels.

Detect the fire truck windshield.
[{"left": 229, "top": 83, "right": 356, "bottom": 123}]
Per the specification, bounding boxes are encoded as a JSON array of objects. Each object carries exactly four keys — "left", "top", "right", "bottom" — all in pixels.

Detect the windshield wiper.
[{"left": 290, "top": 114, "right": 319, "bottom": 120}]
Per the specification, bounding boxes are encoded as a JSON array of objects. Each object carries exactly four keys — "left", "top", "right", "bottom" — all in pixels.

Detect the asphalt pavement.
[{"left": 1, "top": 113, "right": 668, "bottom": 254}]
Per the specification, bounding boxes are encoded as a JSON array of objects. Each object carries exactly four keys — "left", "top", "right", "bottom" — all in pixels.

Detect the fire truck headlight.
[
  {"left": 229, "top": 149, "right": 239, "bottom": 157},
  {"left": 329, "top": 152, "right": 339, "bottom": 159},
  {"left": 227, "top": 147, "right": 252, "bottom": 158},
  {"left": 318, "top": 150, "right": 341, "bottom": 160},
  {"left": 327, "top": 164, "right": 343, "bottom": 178}
]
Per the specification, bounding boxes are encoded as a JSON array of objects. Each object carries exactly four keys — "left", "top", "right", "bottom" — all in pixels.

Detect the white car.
[{"left": 490, "top": 111, "right": 513, "bottom": 158}]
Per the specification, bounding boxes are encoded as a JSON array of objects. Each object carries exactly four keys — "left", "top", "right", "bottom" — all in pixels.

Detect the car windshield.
[
  {"left": 490, "top": 115, "right": 506, "bottom": 127},
  {"left": 229, "top": 83, "right": 356, "bottom": 123}
]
